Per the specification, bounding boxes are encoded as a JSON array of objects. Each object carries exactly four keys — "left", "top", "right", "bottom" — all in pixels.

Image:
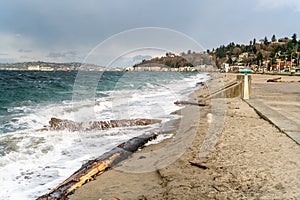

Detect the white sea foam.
[{"left": 0, "top": 72, "right": 210, "bottom": 199}]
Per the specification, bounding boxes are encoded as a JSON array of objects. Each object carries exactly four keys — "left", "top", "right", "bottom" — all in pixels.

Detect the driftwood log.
[
  {"left": 267, "top": 77, "right": 281, "bottom": 82},
  {"left": 45, "top": 117, "right": 161, "bottom": 132},
  {"left": 189, "top": 161, "right": 208, "bottom": 170},
  {"left": 37, "top": 132, "right": 158, "bottom": 200},
  {"left": 174, "top": 100, "right": 206, "bottom": 107}
]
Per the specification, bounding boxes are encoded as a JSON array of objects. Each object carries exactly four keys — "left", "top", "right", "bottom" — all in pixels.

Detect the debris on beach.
[
  {"left": 174, "top": 100, "right": 207, "bottom": 107},
  {"left": 36, "top": 117, "right": 162, "bottom": 132},
  {"left": 36, "top": 132, "right": 158, "bottom": 200},
  {"left": 266, "top": 77, "right": 281, "bottom": 82}
]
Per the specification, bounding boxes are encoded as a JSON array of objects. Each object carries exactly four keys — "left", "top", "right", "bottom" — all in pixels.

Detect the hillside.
[
  {"left": 132, "top": 53, "right": 193, "bottom": 69},
  {"left": 211, "top": 33, "right": 300, "bottom": 71},
  {"left": 133, "top": 52, "right": 215, "bottom": 69}
]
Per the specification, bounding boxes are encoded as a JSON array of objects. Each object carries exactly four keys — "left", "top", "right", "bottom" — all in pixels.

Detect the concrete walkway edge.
[{"left": 245, "top": 99, "right": 300, "bottom": 145}]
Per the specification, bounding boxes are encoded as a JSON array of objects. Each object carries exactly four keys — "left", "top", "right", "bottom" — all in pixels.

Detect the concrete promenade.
[{"left": 245, "top": 74, "right": 300, "bottom": 144}]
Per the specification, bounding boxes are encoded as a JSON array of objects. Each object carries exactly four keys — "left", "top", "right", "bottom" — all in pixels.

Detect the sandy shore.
[{"left": 70, "top": 73, "right": 300, "bottom": 200}]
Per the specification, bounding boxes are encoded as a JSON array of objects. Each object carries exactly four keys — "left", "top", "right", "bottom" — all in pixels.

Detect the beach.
[
  {"left": 2, "top": 1, "right": 300, "bottom": 200},
  {"left": 70, "top": 73, "right": 300, "bottom": 200},
  {"left": 0, "top": 71, "right": 210, "bottom": 199}
]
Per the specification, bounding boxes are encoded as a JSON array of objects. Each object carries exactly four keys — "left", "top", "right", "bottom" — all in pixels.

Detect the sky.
[{"left": 0, "top": 0, "right": 300, "bottom": 64}]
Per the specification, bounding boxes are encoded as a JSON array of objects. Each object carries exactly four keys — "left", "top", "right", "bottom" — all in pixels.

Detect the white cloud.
[{"left": 256, "top": 0, "right": 300, "bottom": 11}]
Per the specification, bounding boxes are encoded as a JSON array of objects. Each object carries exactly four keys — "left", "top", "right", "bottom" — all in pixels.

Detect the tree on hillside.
[
  {"left": 272, "top": 35, "right": 277, "bottom": 43},
  {"left": 228, "top": 56, "right": 233, "bottom": 65},
  {"left": 216, "top": 45, "right": 226, "bottom": 58},
  {"left": 292, "top": 33, "right": 297, "bottom": 44},
  {"left": 232, "top": 47, "right": 242, "bottom": 56},
  {"left": 264, "top": 36, "right": 269, "bottom": 45},
  {"left": 278, "top": 37, "right": 289, "bottom": 43},
  {"left": 253, "top": 38, "right": 256, "bottom": 45},
  {"left": 287, "top": 38, "right": 297, "bottom": 51},
  {"left": 270, "top": 51, "right": 277, "bottom": 64},
  {"left": 257, "top": 52, "right": 263, "bottom": 65},
  {"left": 253, "top": 46, "right": 257, "bottom": 54}
]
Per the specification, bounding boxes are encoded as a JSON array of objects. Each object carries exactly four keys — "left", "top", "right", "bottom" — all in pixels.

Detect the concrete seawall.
[
  {"left": 208, "top": 73, "right": 299, "bottom": 145},
  {"left": 206, "top": 74, "right": 251, "bottom": 99}
]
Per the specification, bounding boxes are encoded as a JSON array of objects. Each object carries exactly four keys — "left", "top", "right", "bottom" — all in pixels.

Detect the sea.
[{"left": 0, "top": 70, "right": 209, "bottom": 199}]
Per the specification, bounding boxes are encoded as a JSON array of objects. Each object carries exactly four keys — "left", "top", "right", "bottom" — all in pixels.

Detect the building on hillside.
[
  {"left": 133, "top": 62, "right": 172, "bottom": 71},
  {"left": 134, "top": 65, "right": 163, "bottom": 71},
  {"left": 40, "top": 66, "right": 54, "bottom": 71},
  {"left": 178, "top": 66, "right": 196, "bottom": 72},
  {"left": 224, "top": 63, "right": 230, "bottom": 72},
  {"left": 28, "top": 65, "right": 40, "bottom": 70},
  {"left": 239, "top": 52, "right": 248, "bottom": 59}
]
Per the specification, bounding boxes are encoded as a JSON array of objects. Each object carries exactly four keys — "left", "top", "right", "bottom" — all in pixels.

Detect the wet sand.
[{"left": 70, "top": 73, "right": 300, "bottom": 200}]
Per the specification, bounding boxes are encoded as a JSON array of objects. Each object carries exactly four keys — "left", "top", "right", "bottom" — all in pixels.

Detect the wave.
[{"left": 0, "top": 71, "right": 210, "bottom": 199}]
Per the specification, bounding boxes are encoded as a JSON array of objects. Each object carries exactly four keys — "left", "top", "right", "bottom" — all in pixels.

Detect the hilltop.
[
  {"left": 130, "top": 52, "right": 215, "bottom": 72},
  {"left": 132, "top": 53, "right": 193, "bottom": 69}
]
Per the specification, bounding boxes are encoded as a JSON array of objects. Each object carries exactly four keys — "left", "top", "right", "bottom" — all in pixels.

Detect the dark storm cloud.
[
  {"left": 0, "top": 0, "right": 242, "bottom": 49},
  {"left": 0, "top": 0, "right": 300, "bottom": 62}
]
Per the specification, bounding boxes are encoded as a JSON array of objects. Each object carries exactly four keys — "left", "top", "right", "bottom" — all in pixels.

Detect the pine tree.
[
  {"left": 271, "top": 35, "right": 277, "bottom": 43},
  {"left": 264, "top": 36, "right": 269, "bottom": 45},
  {"left": 292, "top": 33, "right": 297, "bottom": 44}
]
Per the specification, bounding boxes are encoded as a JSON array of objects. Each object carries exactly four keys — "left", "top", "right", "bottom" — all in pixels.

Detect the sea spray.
[{"left": 0, "top": 70, "right": 209, "bottom": 199}]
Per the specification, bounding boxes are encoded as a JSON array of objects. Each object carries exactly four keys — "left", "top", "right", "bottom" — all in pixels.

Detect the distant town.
[{"left": 0, "top": 61, "right": 121, "bottom": 71}]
